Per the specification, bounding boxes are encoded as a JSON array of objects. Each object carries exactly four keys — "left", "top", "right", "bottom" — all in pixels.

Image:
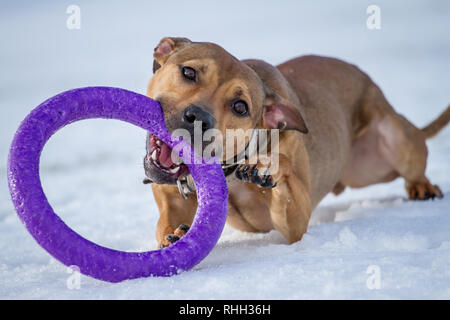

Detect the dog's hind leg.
[
  {"left": 341, "top": 83, "right": 445, "bottom": 200},
  {"left": 376, "top": 112, "right": 443, "bottom": 200}
]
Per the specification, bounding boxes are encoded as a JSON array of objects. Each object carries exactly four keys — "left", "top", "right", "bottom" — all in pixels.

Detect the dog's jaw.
[{"left": 143, "top": 132, "right": 189, "bottom": 185}]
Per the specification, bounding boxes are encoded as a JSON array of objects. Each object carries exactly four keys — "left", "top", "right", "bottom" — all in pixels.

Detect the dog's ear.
[
  {"left": 262, "top": 86, "right": 308, "bottom": 133},
  {"left": 243, "top": 59, "right": 308, "bottom": 133},
  {"left": 153, "top": 37, "right": 192, "bottom": 73}
]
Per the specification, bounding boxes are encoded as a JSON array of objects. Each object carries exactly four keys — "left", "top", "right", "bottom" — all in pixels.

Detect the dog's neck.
[{"left": 176, "top": 128, "right": 261, "bottom": 198}]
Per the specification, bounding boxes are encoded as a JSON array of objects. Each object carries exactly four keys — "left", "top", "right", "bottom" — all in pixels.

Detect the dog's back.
[
  {"left": 277, "top": 55, "right": 371, "bottom": 206},
  {"left": 278, "top": 55, "right": 447, "bottom": 205}
]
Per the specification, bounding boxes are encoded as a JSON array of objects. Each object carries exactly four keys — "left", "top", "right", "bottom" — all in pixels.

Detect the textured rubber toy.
[{"left": 7, "top": 87, "right": 228, "bottom": 282}]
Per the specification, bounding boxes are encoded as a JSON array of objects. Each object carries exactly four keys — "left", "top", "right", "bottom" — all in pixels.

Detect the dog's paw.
[
  {"left": 159, "top": 224, "right": 190, "bottom": 248},
  {"left": 235, "top": 155, "right": 280, "bottom": 188},
  {"left": 407, "top": 180, "right": 443, "bottom": 200},
  {"left": 235, "top": 164, "right": 277, "bottom": 188}
]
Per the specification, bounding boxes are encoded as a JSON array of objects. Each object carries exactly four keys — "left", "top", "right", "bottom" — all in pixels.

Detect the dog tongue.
[{"left": 159, "top": 142, "right": 174, "bottom": 168}]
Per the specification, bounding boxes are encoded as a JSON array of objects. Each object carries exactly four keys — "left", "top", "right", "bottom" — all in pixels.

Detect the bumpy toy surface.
[{"left": 7, "top": 87, "right": 228, "bottom": 282}]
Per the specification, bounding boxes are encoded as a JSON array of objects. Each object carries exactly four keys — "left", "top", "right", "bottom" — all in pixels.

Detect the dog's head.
[{"left": 144, "top": 37, "right": 307, "bottom": 185}]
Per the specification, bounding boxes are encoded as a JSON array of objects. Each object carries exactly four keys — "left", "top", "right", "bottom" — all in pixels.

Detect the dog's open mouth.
[{"left": 144, "top": 133, "right": 189, "bottom": 183}]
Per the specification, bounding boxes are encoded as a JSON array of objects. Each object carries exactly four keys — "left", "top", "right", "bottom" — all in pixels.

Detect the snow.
[{"left": 1, "top": 0, "right": 449, "bottom": 299}]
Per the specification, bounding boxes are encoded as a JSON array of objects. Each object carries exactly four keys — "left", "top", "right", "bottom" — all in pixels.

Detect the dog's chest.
[{"left": 227, "top": 182, "right": 273, "bottom": 232}]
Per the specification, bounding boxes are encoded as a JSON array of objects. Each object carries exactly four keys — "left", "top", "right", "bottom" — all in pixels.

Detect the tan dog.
[{"left": 143, "top": 37, "right": 450, "bottom": 248}]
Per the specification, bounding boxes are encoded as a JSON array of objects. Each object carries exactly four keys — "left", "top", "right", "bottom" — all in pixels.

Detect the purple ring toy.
[{"left": 7, "top": 87, "right": 228, "bottom": 282}]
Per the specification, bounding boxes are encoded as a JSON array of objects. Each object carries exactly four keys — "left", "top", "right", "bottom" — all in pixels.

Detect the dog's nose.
[{"left": 182, "top": 105, "right": 215, "bottom": 132}]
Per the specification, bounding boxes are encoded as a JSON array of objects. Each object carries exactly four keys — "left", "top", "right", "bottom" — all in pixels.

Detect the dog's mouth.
[{"left": 144, "top": 133, "right": 189, "bottom": 184}]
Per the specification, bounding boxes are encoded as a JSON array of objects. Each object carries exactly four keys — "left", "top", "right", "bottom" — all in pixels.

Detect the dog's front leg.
[
  {"left": 151, "top": 184, "right": 198, "bottom": 248},
  {"left": 235, "top": 153, "right": 312, "bottom": 243}
]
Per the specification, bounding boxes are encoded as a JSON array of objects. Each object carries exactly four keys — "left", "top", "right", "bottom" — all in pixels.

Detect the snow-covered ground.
[{"left": 1, "top": 1, "right": 449, "bottom": 299}]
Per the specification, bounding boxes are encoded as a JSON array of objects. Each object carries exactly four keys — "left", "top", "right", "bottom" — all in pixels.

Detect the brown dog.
[{"left": 143, "top": 37, "right": 450, "bottom": 248}]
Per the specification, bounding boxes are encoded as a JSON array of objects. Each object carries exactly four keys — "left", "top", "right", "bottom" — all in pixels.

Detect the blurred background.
[{"left": 0, "top": 0, "right": 449, "bottom": 298}]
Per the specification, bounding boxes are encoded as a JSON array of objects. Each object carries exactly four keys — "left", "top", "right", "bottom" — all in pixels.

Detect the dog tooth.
[
  {"left": 151, "top": 149, "right": 157, "bottom": 161},
  {"left": 170, "top": 166, "right": 180, "bottom": 174},
  {"left": 156, "top": 140, "right": 162, "bottom": 146}
]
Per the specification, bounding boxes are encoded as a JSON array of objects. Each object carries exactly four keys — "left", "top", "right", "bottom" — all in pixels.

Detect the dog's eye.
[
  {"left": 181, "top": 66, "right": 197, "bottom": 81},
  {"left": 231, "top": 100, "right": 249, "bottom": 116}
]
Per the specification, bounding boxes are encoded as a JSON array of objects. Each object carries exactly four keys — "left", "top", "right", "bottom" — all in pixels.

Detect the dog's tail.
[{"left": 421, "top": 105, "right": 450, "bottom": 139}]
